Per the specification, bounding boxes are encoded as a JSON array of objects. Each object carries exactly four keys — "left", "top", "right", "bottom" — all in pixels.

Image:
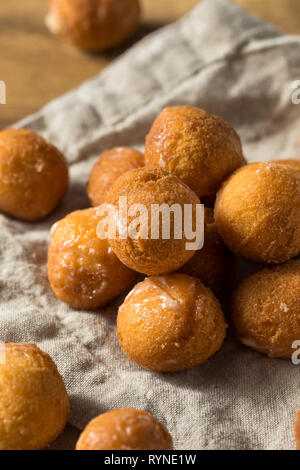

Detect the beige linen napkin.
[{"left": 1, "top": 0, "right": 300, "bottom": 450}]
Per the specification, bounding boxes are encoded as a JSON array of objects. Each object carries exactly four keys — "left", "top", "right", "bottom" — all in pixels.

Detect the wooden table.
[
  {"left": 1, "top": 0, "right": 300, "bottom": 450},
  {"left": 1, "top": 0, "right": 300, "bottom": 128}
]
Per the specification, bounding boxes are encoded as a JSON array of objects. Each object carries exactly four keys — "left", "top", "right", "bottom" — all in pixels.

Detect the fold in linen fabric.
[{"left": 1, "top": 0, "right": 299, "bottom": 449}]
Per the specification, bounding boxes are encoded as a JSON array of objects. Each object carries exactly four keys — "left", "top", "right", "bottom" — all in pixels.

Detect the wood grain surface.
[{"left": 1, "top": 0, "right": 300, "bottom": 127}]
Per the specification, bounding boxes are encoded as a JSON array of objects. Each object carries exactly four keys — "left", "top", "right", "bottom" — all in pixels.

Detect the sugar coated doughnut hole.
[
  {"left": 295, "top": 410, "right": 300, "bottom": 450},
  {"left": 215, "top": 162, "right": 300, "bottom": 264},
  {"left": 181, "top": 207, "right": 237, "bottom": 298},
  {"left": 145, "top": 106, "right": 246, "bottom": 197},
  {"left": 105, "top": 167, "right": 201, "bottom": 275},
  {"left": 0, "top": 129, "right": 68, "bottom": 221},
  {"left": 0, "top": 343, "right": 69, "bottom": 450},
  {"left": 76, "top": 409, "right": 173, "bottom": 450},
  {"left": 46, "top": 0, "right": 141, "bottom": 51},
  {"left": 48, "top": 207, "right": 138, "bottom": 309},
  {"left": 272, "top": 158, "right": 300, "bottom": 171},
  {"left": 117, "top": 273, "right": 227, "bottom": 372},
  {"left": 231, "top": 260, "right": 300, "bottom": 359},
  {"left": 87, "top": 147, "right": 144, "bottom": 207}
]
